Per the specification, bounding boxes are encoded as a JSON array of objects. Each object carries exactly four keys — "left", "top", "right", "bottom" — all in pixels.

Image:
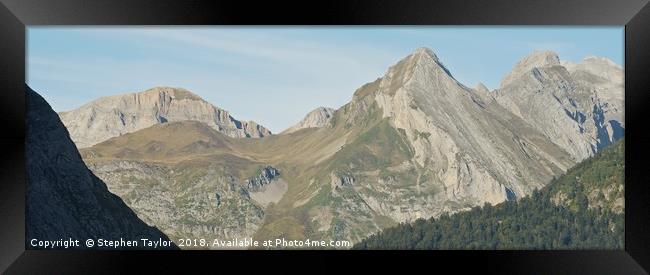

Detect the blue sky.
[{"left": 27, "top": 27, "right": 623, "bottom": 133}]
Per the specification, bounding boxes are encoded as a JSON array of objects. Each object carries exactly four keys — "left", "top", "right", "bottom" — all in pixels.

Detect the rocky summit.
[
  {"left": 282, "top": 107, "right": 335, "bottom": 134},
  {"left": 59, "top": 86, "right": 272, "bottom": 148},
  {"left": 495, "top": 51, "right": 624, "bottom": 161},
  {"left": 51, "top": 47, "right": 623, "bottom": 248}
]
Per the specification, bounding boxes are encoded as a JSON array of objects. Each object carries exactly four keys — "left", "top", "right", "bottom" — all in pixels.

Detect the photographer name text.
[{"left": 29, "top": 238, "right": 174, "bottom": 249}]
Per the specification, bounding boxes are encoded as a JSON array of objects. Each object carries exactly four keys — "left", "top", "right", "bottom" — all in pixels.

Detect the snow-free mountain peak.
[
  {"left": 282, "top": 107, "right": 335, "bottom": 134},
  {"left": 373, "top": 47, "right": 457, "bottom": 101},
  {"left": 372, "top": 47, "right": 575, "bottom": 208},
  {"left": 562, "top": 56, "right": 623, "bottom": 85},
  {"left": 407, "top": 47, "right": 453, "bottom": 77},
  {"left": 59, "top": 86, "right": 272, "bottom": 148},
  {"left": 412, "top": 47, "right": 440, "bottom": 61},
  {"left": 500, "top": 50, "right": 561, "bottom": 88},
  {"left": 495, "top": 50, "right": 623, "bottom": 161}
]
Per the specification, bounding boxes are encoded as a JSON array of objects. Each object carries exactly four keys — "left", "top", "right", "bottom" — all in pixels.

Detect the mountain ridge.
[{"left": 59, "top": 86, "right": 272, "bottom": 148}]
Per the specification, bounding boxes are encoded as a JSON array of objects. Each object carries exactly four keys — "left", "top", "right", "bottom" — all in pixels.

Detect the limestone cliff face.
[
  {"left": 281, "top": 48, "right": 578, "bottom": 243},
  {"left": 282, "top": 107, "right": 335, "bottom": 134},
  {"left": 494, "top": 51, "right": 624, "bottom": 161},
  {"left": 26, "top": 86, "right": 176, "bottom": 249},
  {"left": 316, "top": 49, "right": 620, "bottom": 242},
  {"left": 367, "top": 48, "right": 572, "bottom": 209},
  {"left": 58, "top": 87, "right": 271, "bottom": 148},
  {"left": 563, "top": 56, "right": 624, "bottom": 130}
]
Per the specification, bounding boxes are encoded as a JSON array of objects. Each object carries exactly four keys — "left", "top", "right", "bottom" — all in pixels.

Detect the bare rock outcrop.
[
  {"left": 282, "top": 107, "right": 335, "bottom": 134},
  {"left": 59, "top": 87, "right": 271, "bottom": 148},
  {"left": 372, "top": 47, "right": 572, "bottom": 207},
  {"left": 494, "top": 51, "right": 624, "bottom": 161},
  {"left": 245, "top": 166, "right": 280, "bottom": 191},
  {"left": 500, "top": 50, "right": 561, "bottom": 88}
]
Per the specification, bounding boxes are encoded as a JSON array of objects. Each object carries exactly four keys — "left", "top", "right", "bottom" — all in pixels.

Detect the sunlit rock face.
[
  {"left": 495, "top": 51, "right": 624, "bottom": 161},
  {"left": 59, "top": 86, "right": 271, "bottom": 148}
]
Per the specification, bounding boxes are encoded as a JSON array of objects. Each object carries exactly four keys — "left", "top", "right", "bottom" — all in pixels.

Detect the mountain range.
[{"left": 44, "top": 47, "right": 623, "bottom": 247}]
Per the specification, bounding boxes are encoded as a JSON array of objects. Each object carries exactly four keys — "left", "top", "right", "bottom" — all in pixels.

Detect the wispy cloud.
[
  {"left": 521, "top": 41, "right": 576, "bottom": 53},
  {"left": 28, "top": 27, "right": 623, "bottom": 132},
  {"left": 96, "top": 28, "right": 395, "bottom": 75}
]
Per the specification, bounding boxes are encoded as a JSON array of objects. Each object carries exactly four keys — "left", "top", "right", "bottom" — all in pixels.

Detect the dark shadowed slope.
[{"left": 26, "top": 86, "right": 177, "bottom": 250}]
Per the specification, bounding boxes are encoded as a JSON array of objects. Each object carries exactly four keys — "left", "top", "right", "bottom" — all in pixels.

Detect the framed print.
[{"left": 1, "top": 0, "right": 649, "bottom": 273}]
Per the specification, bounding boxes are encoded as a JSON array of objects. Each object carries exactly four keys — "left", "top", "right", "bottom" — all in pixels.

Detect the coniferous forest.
[{"left": 354, "top": 139, "right": 625, "bottom": 250}]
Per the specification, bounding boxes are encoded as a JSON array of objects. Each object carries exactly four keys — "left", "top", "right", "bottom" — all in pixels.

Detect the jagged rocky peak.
[
  {"left": 282, "top": 107, "right": 336, "bottom": 134},
  {"left": 494, "top": 50, "right": 624, "bottom": 161},
  {"left": 392, "top": 47, "right": 451, "bottom": 76},
  {"left": 500, "top": 50, "right": 561, "bottom": 88},
  {"left": 412, "top": 47, "right": 440, "bottom": 62},
  {"left": 344, "top": 47, "right": 453, "bottom": 106},
  {"left": 375, "top": 47, "right": 457, "bottom": 101},
  {"left": 562, "top": 56, "right": 623, "bottom": 84},
  {"left": 373, "top": 47, "right": 575, "bottom": 208},
  {"left": 339, "top": 48, "right": 449, "bottom": 126},
  {"left": 520, "top": 50, "right": 561, "bottom": 68},
  {"left": 59, "top": 86, "right": 272, "bottom": 148},
  {"left": 406, "top": 47, "right": 453, "bottom": 76}
]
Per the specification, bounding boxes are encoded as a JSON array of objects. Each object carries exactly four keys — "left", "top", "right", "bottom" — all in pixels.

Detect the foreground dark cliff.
[{"left": 26, "top": 86, "right": 177, "bottom": 250}]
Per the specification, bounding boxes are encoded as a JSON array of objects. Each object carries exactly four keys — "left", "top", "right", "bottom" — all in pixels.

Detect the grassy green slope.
[{"left": 249, "top": 99, "right": 416, "bottom": 243}]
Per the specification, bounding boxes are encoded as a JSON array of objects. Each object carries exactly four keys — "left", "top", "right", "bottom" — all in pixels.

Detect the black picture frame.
[{"left": 1, "top": 0, "right": 649, "bottom": 273}]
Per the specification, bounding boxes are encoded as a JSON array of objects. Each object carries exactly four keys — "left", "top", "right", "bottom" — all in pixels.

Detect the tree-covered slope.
[{"left": 354, "top": 139, "right": 624, "bottom": 249}]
